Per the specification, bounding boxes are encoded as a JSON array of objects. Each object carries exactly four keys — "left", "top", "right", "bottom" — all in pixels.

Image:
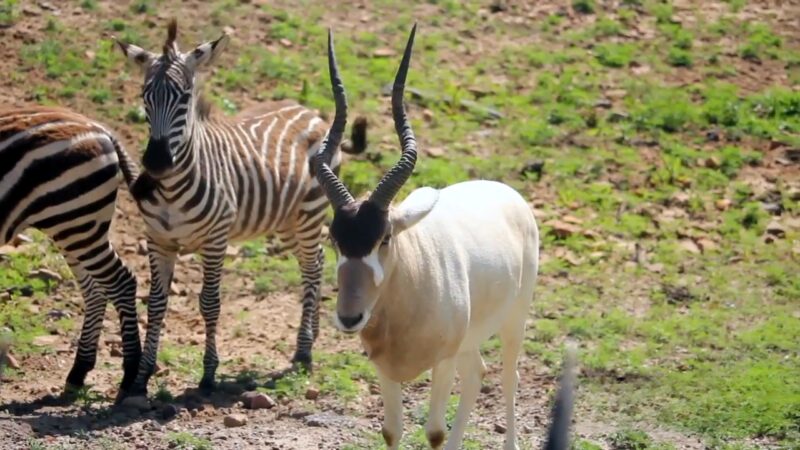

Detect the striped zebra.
[
  {"left": 0, "top": 106, "right": 142, "bottom": 398},
  {"left": 115, "top": 20, "right": 366, "bottom": 395}
]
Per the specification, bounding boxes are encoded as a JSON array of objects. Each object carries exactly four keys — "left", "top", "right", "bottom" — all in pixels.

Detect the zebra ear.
[
  {"left": 185, "top": 33, "right": 229, "bottom": 71},
  {"left": 115, "top": 39, "right": 156, "bottom": 69}
]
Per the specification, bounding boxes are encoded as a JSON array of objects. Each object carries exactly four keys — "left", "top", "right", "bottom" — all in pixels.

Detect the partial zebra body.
[
  {"left": 137, "top": 100, "right": 332, "bottom": 253},
  {"left": 0, "top": 106, "right": 141, "bottom": 396}
]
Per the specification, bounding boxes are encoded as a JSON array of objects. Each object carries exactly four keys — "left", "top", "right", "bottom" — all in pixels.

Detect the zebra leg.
[
  {"left": 129, "top": 242, "right": 176, "bottom": 397},
  {"left": 101, "top": 255, "right": 141, "bottom": 395},
  {"left": 64, "top": 242, "right": 141, "bottom": 399},
  {"left": 198, "top": 241, "right": 227, "bottom": 393},
  {"left": 278, "top": 229, "right": 323, "bottom": 370},
  {"left": 63, "top": 264, "right": 107, "bottom": 395}
]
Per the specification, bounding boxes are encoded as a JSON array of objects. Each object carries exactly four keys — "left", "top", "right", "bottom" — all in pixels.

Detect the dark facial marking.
[{"left": 330, "top": 200, "right": 389, "bottom": 258}]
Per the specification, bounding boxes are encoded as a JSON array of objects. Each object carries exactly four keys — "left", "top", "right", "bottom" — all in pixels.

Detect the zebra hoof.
[
  {"left": 198, "top": 378, "right": 216, "bottom": 395},
  {"left": 60, "top": 383, "right": 82, "bottom": 403},
  {"left": 290, "top": 353, "right": 313, "bottom": 373}
]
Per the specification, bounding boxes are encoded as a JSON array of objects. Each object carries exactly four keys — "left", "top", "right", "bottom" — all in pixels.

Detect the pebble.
[
  {"left": 223, "top": 413, "right": 248, "bottom": 427},
  {"left": 304, "top": 388, "right": 320, "bottom": 400},
  {"left": 494, "top": 423, "right": 507, "bottom": 434},
  {"left": 242, "top": 391, "right": 276, "bottom": 410}
]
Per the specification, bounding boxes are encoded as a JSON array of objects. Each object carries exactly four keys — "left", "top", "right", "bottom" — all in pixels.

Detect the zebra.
[
  {"left": 114, "top": 19, "right": 367, "bottom": 395},
  {"left": 0, "top": 106, "right": 142, "bottom": 399}
]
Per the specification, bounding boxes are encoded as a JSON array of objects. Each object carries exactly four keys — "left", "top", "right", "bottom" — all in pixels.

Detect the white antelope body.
[{"left": 313, "top": 26, "right": 539, "bottom": 450}]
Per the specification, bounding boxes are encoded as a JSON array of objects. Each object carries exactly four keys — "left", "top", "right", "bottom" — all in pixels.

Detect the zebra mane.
[{"left": 164, "top": 18, "right": 179, "bottom": 58}]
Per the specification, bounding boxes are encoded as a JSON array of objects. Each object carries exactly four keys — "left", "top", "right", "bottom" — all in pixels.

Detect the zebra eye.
[{"left": 380, "top": 235, "right": 391, "bottom": 247}]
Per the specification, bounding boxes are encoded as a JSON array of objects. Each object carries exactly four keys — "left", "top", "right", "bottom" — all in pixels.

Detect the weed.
[
  {"left": 572, "top": 0, "right": 595, "bottom": 14},
  {"left": 0, "top": 0, "right": 19, "bottom": 26},
  {"left": 595, "top": 43, "right": 636, "bottom": 68},
  {"left": 166, "top": 432, "right": 213, "bottom": 450},
  {"left": 666, "top": 47, "right": 692, "bottom": 67}
]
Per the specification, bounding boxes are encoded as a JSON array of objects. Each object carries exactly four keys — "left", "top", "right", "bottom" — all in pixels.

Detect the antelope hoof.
[{"left": 426, "top": 429, "right": 445, "bottom": 449}]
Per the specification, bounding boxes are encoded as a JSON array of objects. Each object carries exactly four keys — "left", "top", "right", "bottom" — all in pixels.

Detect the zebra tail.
[
  {"left": 543, "top": 343, "right": 578, "bottom": 450},
  {"left": 340, "top": 116, "right": 368, "bottom": 155},
  {"left": 108, "top": 133, "right": 141, "bottom": 191}
]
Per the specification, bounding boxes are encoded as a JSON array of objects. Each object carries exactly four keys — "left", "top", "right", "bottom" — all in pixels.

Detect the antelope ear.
[
  {"left": 389, "top": 187, "right": 438, "bottom": 235},
  {"left": 115, "top": 39, "right": 156, "bottom": 69},
  {"left": 185, "top": 32, "right": 229, "bottom": 71}
]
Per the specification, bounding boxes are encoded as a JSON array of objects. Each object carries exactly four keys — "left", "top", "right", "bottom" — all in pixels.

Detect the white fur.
[{"left": 353, "top": 179, "right": 539, "bottom": 450}]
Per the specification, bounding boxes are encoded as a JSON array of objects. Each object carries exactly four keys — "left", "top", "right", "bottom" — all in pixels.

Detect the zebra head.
[{"left": 116, "top": 19, "right": 229, "bottom": 178}]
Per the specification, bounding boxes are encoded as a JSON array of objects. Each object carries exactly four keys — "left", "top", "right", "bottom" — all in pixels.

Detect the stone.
[
  {"left": 304, "top": 388, "right": 320, "bottom": 400},
  {"left": 241, "top": 391, "right": 275, "bottom": 410},
  {"left": 372, "top": 48, "right": 396, "bottom": 58},
  {"left": 28, "top": 269, "right": 62, "bottom": 283},
  {"left": 765, "top": 221, "right": 786, "bottom": 238},
  {"left": 303, "top": 412, "right": 355, "bottom": 428},
  {"left": 494, "top": 423, "right": 507, "bottom": 434},
  {"left": 223, "top": 413, "right": 248, "bottom": 427},
  {"left": 544, "top": 220, "right": 580, "bottom": 239}
]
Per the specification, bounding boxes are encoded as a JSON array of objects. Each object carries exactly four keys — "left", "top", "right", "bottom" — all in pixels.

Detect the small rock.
[
  {"left": 303, "top": 412, "right": 355, "bottom": 428},
  {"left": 120, "top": 396, "right": 150, "bottom": 411},
  {"left": 703, "top": 156, "right": 721, "bottom": 169},
  {"left": 670, "top": 192, "right": 691, "bottom": 206},
  {"left": 12, "top": 234, "right": 32, "bottom": 245},
  {"left": 715, "top": 198, "right": 732, "bottom": 211},
  {"left": 369, "top": 384, "right": 381, "bottom": 395},
  {"left": 480, "top": 384, "right": 492, "bottom": 394},
  {"left": 279, "top": 38, "right": 292, "bottom": 47},
  {"left": 5, "top": 353, "right": 20, "bottom": 370},
  {"left": 765, "top": 221, "right": 786, "bottom": 238},
  {"left": 289, "top": 410, "right": 312, "bottom": 419},
  {"left": 489, "top": 0, "right": 507, "bottom": 13},
  {"left": 372, "top": 48, "right": 396, "bottom": 58},
  {"left": 545, "top": 220, "right": 581, "bottom": 239},
  {"left": 137, "top": 240, "right": 148, "bottom": 255},
  {"left": 519, "top": 161, "right": 545, "bottom": 180},
  {"left": 304, "top": 387, "right": 320, "bottom": 400},
  {"left": 696, "top": 239, "right": 717, "bottom": 253},
  {"left": 422, "top": 146, "right": 445, "bottom": 158},
  {"left": 109, "top": 346, "right": 123, "bottom": 357},
  {"left": 679, "top": 239, "right": 700, "bottom": 254},
  {"left": 422, "top": 109, "right": 434, "bottom": 122},
  {"left": 223, "top": 413, "right": 248, "bottom": 427},
  {"left": 241, "top": 391, "right": 275, "bottom": 410},
  {"left": 494, "top": 423, "right": 507, "bottom": 434},
  {"left": 32, "top": 335, "right": 59, "bottom": 347},
  {"left": 28, "top": 269, "right": 62, "bottom": 283}
]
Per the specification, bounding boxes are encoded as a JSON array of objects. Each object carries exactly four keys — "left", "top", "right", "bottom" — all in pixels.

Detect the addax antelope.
[{"left": 313, "top": 26, "right": 539, "bottom": 450}]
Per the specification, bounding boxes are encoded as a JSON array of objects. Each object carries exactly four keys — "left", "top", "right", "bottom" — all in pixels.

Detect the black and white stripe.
[
  {"left": 0, "top": 106, "right": 141, "bottom": 397},
  {"left": 117, "top": 21, "right": 365, "bottom": 394}
]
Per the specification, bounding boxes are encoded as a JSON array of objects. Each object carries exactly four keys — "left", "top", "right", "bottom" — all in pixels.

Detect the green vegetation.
[{"left": 165, "top": 432, "right": 213, "bottom": 450}]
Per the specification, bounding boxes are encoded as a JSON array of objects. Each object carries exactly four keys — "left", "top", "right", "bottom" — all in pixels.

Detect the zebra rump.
[{"left": 0, "top": 106, "right": 141, "bottom": 397}]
